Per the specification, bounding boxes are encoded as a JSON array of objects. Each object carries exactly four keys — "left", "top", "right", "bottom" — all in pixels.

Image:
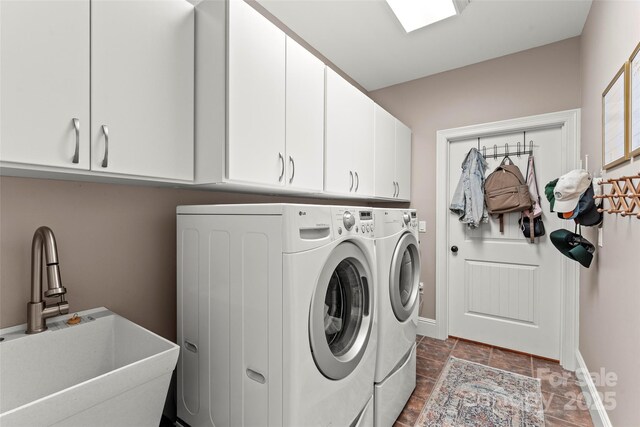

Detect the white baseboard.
[
  {"left": 575, "top": 351, "right": 612, "bottom": 427},
  {"left": 417, "top": 317, "right": 438, "bottom": 338}
]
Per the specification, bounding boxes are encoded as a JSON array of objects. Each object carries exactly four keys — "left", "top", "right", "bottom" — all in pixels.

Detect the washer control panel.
[{"left": 334, "top": 208, "right": 374, "bottom": 237}]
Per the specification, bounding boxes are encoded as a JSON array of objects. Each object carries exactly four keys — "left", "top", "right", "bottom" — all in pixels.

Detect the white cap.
[{"left": 554, "top": 169, "right": 592, "bottom": 213}]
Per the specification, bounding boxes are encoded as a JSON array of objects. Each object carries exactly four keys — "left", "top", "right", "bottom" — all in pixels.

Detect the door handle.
[
  {"left": 288, "top": 156, "right": 295, "bottom": 184},
  {"left": 451, "top": 246, "right": 458, "bottom": 253},
  {"left": 71, "top": 118, "right": 80, "bottom": 164},
  {"left": 354, "top": 171, "right": 359, "bottom": 192},
  {"left": 393, "top": 181, "right": 398, "bottom": 197},
  {"left": 396, "top": 182, "right": 400, "bottom": 198},
  {"left": 278, "top": 152, "right": 285, "bottom": 182},
  {"left": 101, "top": 125, "right": 109, "bottom": 168},
  {"left": 349, "top": 171, "right": 354, "bottom": 192}
]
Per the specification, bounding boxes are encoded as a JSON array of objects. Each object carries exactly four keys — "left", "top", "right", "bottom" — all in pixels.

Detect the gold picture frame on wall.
[
  {"left": 629, "top": 41, "right": 640, "bottom": 158},
  {"left": 602, "top": 64, "right": 629, "bottom": 169}
]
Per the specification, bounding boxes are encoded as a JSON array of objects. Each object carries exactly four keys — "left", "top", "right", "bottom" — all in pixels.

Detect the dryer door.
[
  {"left": 310, "top": 241, "right": 374, "bottom": 380},
  {"left": 390, "top": 232, "right": 421, "bottom": 322}
]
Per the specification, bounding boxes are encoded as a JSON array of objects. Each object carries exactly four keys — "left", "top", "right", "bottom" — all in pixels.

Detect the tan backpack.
[{"left": 484, "top": 157, "right": 533, "bottom": 232}]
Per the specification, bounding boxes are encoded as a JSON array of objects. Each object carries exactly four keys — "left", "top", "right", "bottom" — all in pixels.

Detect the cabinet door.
[
  {"left": 1, "top": 0, "right": 90, "bottom": 169},
  {"left": 285, "top": 38, "right": 324, "bottom": 192},
  {"left": 325, "top": 69, "right": 356, "bottom": 194},
  {"left": 374, "top": 106, "right": 397, "bottom": 198},
  {"left": 227, "top": 0, "right": 286, "bottom": 186},
  {"left": 351, "top": 91, "right": 375, "bottom": 196},
  {"left": 91, "top": 0, "right": 194, "bottom": 181},
  {"left": 395, "top": 121, "right": 412, "bottom": 201}
]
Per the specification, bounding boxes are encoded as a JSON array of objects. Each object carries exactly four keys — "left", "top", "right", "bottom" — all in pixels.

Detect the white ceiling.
[{"left": 257, "top": 0, "right": 592, "bottom": 91}]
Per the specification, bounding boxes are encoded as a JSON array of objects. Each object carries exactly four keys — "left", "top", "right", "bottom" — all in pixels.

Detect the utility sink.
[{"left": 0, "top": 308, "right": 179, "bottom": 426}]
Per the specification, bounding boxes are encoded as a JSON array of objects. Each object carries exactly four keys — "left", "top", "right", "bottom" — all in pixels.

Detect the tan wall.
[
  {"left": 370, "top": 37, "right": 582, "bottom": 318},
  {"left": 0, "top": 177, "right": 396, "bottom": 340},
  {"left": 578, "top": 1, "right": 640, "bottom": 425}
]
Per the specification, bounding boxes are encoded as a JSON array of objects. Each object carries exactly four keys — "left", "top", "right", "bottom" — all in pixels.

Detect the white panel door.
[
  {"left": 91, "top": 0, "right": 194, "bottom": 181},
  {"left": 374, "top": 106, "right": 396, "bottom": 198},
  {"left": 448, "top": 129, "right": 566, "bottom": 359},
  {"left": 395, "top": 121, "right": 412, "bottom": 201},
  {"left": 351, "top": 91, "right": 375, "bottom": 196},
  {"left": 325, "top": 68, "right": 357, "bottom": 195},
  {"left": 227, "top": 0, "right": 286, "bottom": 186},
  {"left": 0, "top": 0, "right": 90, "bottom": 169},
  {"left": 285, "top": 37, "right": 324, "bottom": 192}
]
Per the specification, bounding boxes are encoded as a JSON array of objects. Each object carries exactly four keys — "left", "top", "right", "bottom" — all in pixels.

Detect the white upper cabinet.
[
  {"left": 285, "top": 38, "right": 325, "bottom": 192},
  {"left": 374, "top": 105, "right": 412, "bottom": 201},
  {"left": 395, "top": 121, "right": 412, "bottom": 200},
  {"left": 1, "top": 0, "right": 90, "bottom": 170},
  {"left": 374, "top": 106, "right": 397, "bottom": 198},
  {"left": 91, "top": 0, "right": 194, "bottom": 181},
  {"left": 325, "top": 68, "right": 374, "bottom": 196},
  {"left": 227, "top": 0, "right": 286, "bottom": 186}
]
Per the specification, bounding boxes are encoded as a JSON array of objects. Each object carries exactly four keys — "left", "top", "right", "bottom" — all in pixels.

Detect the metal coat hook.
[{"left": 480, "top": 139, "right": 535, "bottom": 159}]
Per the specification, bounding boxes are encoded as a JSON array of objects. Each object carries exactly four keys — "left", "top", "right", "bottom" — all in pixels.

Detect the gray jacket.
[{"left": 449, "top": 147, "right": 488, "bottom": 228}]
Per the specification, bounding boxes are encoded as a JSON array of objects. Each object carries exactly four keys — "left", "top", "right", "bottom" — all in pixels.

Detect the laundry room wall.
[
  {"left": 369, "top": 37, "right": 582, "bottom": 319},
  {"left": 0, "top": 177, "right": 397, "bottom": 340},
  {"left": 578, "top": 1, "right": 640, "bottom": 425}
]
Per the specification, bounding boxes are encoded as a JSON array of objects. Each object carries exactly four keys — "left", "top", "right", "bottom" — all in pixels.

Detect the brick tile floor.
[{"left": 394, "top": 335, "right": 595, "bottom": 427}]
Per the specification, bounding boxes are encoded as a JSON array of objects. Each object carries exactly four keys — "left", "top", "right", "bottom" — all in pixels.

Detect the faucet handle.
[{"left": 43, "top": 264, "right": 66, "bottom": 297}]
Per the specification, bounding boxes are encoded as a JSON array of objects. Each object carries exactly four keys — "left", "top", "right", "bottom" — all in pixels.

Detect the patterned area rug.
[{"left": 417, "top": 357, "right": 545, "bottom": 427}]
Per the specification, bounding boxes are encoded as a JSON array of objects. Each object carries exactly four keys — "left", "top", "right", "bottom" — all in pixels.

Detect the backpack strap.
[
  {"left": 500, "top": 156, "right": 514, "bottom": 166},
  {"left": 530, "top": 213, "right": 535, "bottom": 243}
]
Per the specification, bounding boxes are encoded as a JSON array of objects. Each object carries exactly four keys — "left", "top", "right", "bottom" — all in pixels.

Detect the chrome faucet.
[{"left": 26, "top": 226, "right": 69, "bottom": 334}]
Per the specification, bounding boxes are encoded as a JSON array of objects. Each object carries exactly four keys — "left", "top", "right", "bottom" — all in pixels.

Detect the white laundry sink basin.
[{"left": 0, "top": 307, "right": 178, "bottom": 427}]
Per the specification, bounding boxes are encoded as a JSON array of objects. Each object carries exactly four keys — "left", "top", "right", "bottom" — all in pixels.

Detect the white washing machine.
[
  {"left": 372, "top": 208, "right": 421, "bottom": 427},
  {"left": 176, "top": 204, "right": 377, "bottom": 427}
]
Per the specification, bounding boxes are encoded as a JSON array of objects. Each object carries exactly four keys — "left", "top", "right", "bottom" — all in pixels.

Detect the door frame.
[{"left": 434, "top": 109, "right": 581, "bottom": 371}]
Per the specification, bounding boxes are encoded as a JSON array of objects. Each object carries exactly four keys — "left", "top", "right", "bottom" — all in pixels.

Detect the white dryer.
[
  {"left": 372, "top": 208, "right": 421, "bottom": 427},
  {"left": 176, "top": 204, "right": 377, "bottom": 427}
]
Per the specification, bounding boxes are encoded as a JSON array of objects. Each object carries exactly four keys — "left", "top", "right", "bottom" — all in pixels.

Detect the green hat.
[
  {"left": 545, "top": 178, "right": 559, "bottom": 212},
  {"left": 550, "top": 229, "right": 595, "bottom": 268}
]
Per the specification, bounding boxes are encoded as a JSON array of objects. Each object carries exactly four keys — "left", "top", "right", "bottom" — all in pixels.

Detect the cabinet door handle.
[
  {"left": 71, "top": 118, "right": 80, "bottom": 164},
  {"left": 354, "top": 172, "right": 359, "bottom": 192},
  {"left": 289, "top": 156, "right": 295, "bottom": 184},
  {"left": 396, "top": 182, "right": 400, "bottom": 198},
  {"left": 349, "top": 171, "right": 354, "bottom": 192},
  {"left": 392, "top": 181, "right": 396, "bottom": 197},
  {"left": 101, "top": 125, "right": 109, "bottom": 168},
  {"left": 278, "top": 152, "right": 285, "bottom": 182}
]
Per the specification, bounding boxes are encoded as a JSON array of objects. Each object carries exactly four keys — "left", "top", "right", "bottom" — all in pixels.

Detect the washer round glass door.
[
  {"left": 310, "top": 242, "right": 374, "bottom": 380},
  {"left": 390, "top": 232, "right": 421, "bottom": 322}
]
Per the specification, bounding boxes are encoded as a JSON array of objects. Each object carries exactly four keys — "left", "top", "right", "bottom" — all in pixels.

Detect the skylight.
[{"left": 385, "top": 0, "right": 467, "bottom": 33}]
